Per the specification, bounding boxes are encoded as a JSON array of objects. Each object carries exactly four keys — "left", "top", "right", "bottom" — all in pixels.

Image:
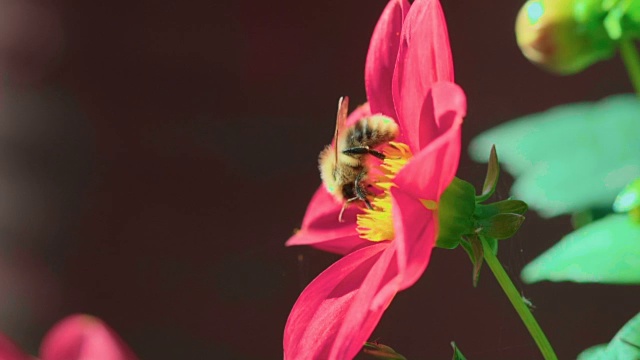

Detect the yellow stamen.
[{"left": 357, "top": 142, "right": 413, "bottom": 241}]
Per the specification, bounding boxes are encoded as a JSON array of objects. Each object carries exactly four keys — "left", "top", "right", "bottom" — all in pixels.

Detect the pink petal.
[
  {"left": 392, "top": 0, "right": 454, "bottom": 151},
  {"left": 344, "top": 102, "right": 371, "bottom": 128},
  {"left": 0, "top": 333, "right": 31, "bottom": 360},
  {"left": 390, "top": 187, "right": 436, "bottom": 289},
  {"left": 417, "top": 81, "right": 466, "bottom": 149},
  {"left": 393, "top": 82, "right": 465, "bottom": 200},
  {"left": 286, "top": 186, "right": 370, "bottom": 255},
  {"left": 287, "top": 233, "right": 371, "bottom": 255},
  {"left": 365, "top": 0, "right": 409, "bottom": 121},
  {"left": 40, "top": 314, "right": 138, "bottom": 360},
  {"left": 284, "top": 242, "right": 400, "bottom": 360}
]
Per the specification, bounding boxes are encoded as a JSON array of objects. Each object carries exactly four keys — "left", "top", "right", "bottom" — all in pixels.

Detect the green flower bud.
[
  {"left": 614, "top": 177, "right": 640, "bottom": 212},
  {"left": 614, "top": 177, "right": 640, "bottom": 223},
  {"left": 515, "top": 0, "right": 617, "bottom": 74}
]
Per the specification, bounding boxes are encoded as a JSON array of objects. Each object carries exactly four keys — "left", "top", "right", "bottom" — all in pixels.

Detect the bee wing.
[{"left": 334, "top": 96, "right": 349, "bottom": 165}]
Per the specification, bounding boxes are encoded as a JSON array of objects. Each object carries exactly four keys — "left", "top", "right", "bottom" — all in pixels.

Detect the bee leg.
[
  {"left": 366, "top": 149, "right": 385, "bottom": 160},
  {"left": 361, "top": 196, "right": 373, "bottom": 210},
  {"left": 338, "top": 199, "right": 356, "bottom": 223},
  {"left": 354, "top": 172, "right": 373, "bottom": 210},
  {"left": 342, "top": 146, "right": 386, "bottom": 160}
]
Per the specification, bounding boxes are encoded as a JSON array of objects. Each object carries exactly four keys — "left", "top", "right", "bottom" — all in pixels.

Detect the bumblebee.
[{"left": 318, "top": 96, "right": 399, "bottom": 220}]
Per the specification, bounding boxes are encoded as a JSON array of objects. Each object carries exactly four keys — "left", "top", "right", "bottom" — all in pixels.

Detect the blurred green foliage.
[
  {"left": 470, "top": 94, "right": 640, "bottom": 218},
  {"left": 521, "top": 214, "right": 640, "bottom": 284},
  {"left": 578, "top": 312, "right": 640, "bottom": 359}
]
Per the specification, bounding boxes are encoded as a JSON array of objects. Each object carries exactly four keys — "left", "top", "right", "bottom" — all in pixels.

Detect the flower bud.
[
  {"left": 515, "top": 0, "right": 617, "bottom": 74},
  {"left": 614, "top": 178, "right": 640, "bottom": 223},
  {"left": 614, "top": 178, "right": 640, "bottom": 212}
]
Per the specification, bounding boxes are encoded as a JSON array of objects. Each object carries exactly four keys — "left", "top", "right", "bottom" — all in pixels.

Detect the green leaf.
[
  {"left": 451, "top": 342, "right": 467, "bottom": 360},
  {"left": 469, "top": 94, "right": 640, "bottom": 217},
  {"left": 477, "top": 213, "right": 526, "bottom": 240},
  {"left": 577, "top": 344, "right": 608, "bottom": 360},
  {"left": 578, "top": 313, "right": 640, "bottom": 359},
  {"left": 363, "top": 342, "right": 407, "bottom": 360},
  {"left": 476, "top": 145, "right": 499, "bottom": 203},
  {"left": 522, "top": 214, "right": 640, "bottom": 284}
]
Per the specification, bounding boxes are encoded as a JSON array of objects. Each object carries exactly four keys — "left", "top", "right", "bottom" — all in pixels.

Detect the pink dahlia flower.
[
  {"left": 0, "top": 314, "right": 138, "bottom": 360},
  {"left": 284, "top": 0, "right": 466, "bottom": 358}
]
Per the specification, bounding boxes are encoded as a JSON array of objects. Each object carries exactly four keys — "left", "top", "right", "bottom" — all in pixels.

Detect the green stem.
[
  {"left": 480, "top": 236, "right": 558, "bottom": 360},
  {"left": 620, "top": 39, "right": 640, "bottom": 97}
]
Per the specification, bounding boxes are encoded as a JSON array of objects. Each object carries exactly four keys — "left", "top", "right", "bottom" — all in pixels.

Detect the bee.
[{"left": 318, "top": 96, "right": 399, "bottom": 221}]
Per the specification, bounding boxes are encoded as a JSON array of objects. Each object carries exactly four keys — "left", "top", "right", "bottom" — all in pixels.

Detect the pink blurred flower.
[
  {"left": 284, "top": 0, "right": 466, "bottom": 358},
  {"left": 0, "top": 314, "right": 138, "bottom": 360}
]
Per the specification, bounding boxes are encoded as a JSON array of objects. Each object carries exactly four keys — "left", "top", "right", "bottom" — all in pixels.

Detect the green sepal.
[
  {"left": 602, "top": 0, "right": 640, "bottom": 39},
  {"left": 445, "top": 145, "right": 527, "bottom": 285},
  {"left": 459, "top": 238, "right": 473, "bottom": 263},
  {"left": 436, "top": 177, "right": 477, "bottom": 249},
  {"left": 476, "top": 145, "right": 499, "bottom": 203},
  {"left": 460, "top": 235, "right": 497, "bottom": 287},
  {"left": 439, "top": 148, "right": 527, "bottom": 248},
  {"left": 469, "top": 235, "right": 484, "bottom": 287},
  {"left": 603, "top": 0, "right": 626, "bottom": 39},
  {"left": 614, "top": 177, "right": 640, "bottom": 212},
  {"left": 363, "top": 342, "right": 407, "bottom": 360},
  {"left": 578, "top": 312, "right": 640, "bottom": 359},
  {"left": 474, "top": 200, "right": 528, "bottom": 219},
  {"left": 477, "top": 213, "right": 526, "bottom": 240},
  {"left": 451, "top": 342, "right": 467, "bottom": 360},
  {"left": 575, "top": 0, "right": 608, "bottom": 23}
]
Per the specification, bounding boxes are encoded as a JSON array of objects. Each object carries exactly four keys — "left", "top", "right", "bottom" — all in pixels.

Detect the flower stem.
[
  {"left": 480, "top": 236, "right": 558, "bottom": 360},
  {"left": 620, "top": 39, "right": 640, "bottom": 97}
]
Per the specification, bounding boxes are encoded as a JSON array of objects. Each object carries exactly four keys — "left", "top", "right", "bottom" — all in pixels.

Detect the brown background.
[{"left": 0, "top": 0, "right": 637, "bottom": 359}]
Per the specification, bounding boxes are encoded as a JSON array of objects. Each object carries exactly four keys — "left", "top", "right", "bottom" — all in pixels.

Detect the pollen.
[{"left": 357, "top": 141, "right": 413, "bottom": 242}]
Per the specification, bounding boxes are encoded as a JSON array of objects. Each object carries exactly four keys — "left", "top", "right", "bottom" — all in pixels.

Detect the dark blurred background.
[{"left": 0, "top": 0, "right": 637, "bottom": 359}]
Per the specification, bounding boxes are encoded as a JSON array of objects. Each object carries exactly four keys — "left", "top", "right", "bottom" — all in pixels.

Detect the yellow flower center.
[{"left": 357, "top": 141, "right": 413, "bottom": 242}]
